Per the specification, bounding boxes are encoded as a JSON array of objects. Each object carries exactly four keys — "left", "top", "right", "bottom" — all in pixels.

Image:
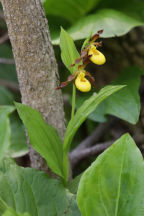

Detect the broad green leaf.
[
  {"left": 9, "top": 114, "right": 28, "bottom": 158},
  {"left": 105, "top": 66, "right": 143, "bottom": 124},
  {"left": 15, "top": 102, "right": 64, "bottom": 178},
  {"left": 0, "top": 198, "right": 30, "bottom": 216},
  {"left": 88, "top": 102, "right": 106, "bottom": 122},
  {"left": 63, "top": 85, "right": 125, "bottom": 181},
  {"left": 0, "top": 198, "right": 7, "bottom": 215},
  {"left": 68, "top": 9, "right": 143, "bottom": 40},
  {"left": 0, "top": 105, "right": 28, "bottom": 158},
  {"left": 77, "top": 134, "right": 144, "bottom": 216},
  {"left": 85, "top": 66, "right": 143, "bottom": 124},
  {"left": 60, "top": 27, "right": 80, "bottom": 74},
  {"left": 0, "top": 160, "right": 80, "bottom": 216},
  {"left": 2, "top": 210, "right": 30, "bottom": 216},
  {"left": 53, "top": 9, "right": 143, "bottom": 44},
  {"left": 43, "top": 0, "right": 100, "bottom": 23},
  {"left": 0, "top": 106, "right": 15, "bottom": 160}
]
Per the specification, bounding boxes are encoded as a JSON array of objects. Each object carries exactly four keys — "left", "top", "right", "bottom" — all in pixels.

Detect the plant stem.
[{"left": 71, "top": 84, "right": 76, "bottom": 119}]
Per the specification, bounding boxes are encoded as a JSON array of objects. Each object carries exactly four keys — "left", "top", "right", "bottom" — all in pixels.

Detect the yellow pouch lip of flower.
[
  {"left": 75, "top": 74, "right": 91, "bottom": 92},
  {"left": 88, "top": 47, "right": 106, "bottom": 65}
]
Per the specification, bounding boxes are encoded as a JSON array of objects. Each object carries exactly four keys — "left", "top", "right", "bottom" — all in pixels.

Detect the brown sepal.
[
  {"left": 97, "top": 29, "right": 103, "bottom": 34},
  {"left": 56, "top": 74, "right": 76, "bottom": 90},
  {"left": 85, "top": 72, "right": 96, "bottom": 87},
  {"left": 91, "top": 30, "right": 103, "bottom": 42},
  {"left": 71, "top": 47, "right": 89, "bottom": 67}
]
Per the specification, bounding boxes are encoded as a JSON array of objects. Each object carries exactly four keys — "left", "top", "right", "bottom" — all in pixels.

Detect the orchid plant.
[{"left": 56, "top": 30, "right": 106, "bottom": 93}]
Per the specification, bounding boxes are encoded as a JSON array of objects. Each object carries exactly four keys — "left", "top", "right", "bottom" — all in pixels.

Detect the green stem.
[{"left": 71, "top": 84, "right": 76, "bottom": 119}]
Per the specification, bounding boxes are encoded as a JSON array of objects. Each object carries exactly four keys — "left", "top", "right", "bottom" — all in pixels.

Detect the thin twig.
[
  {"left": 0, "top": 79, "right": 19, "bottom": 93},
  {"left": 70, "top": 140, "right": 115, "bottom": 168},
  {"left": 0, "top": 58, "right": 15, "bottom": 64},
  {"left": 0, "top": 33, "right": 9, "bottom": 44}
]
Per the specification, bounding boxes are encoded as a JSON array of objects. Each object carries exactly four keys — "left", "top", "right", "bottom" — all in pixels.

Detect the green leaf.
[
  {"left": 0, "top": 106, "right": 15, "bottom": 118},
  {"left": 0, "top": 106, "right": 15, "bottom": 160},
  {"left": 0, "top": 105, "right": 28, "bottom": 158},
  {"left": 60, "top": 27, "right": 80, "bottom": 74},
  {"left": 81, "top": 32, "right": 92, "bottom": 51},
  {"left": 105, "top": 66, "right": 143, "bottom": 124},
  {"left": 43, "top": 0, "right": 100, "bottom": 23},
  {"left": 63, "top": 85, "right": 125, "bottom": 182},
  {"left": 88, "top": 102, "right": 107, "bottom": 122},
  {"left": 15, "top": 102, "right": 64, "bottom": 178},
  {"left": 0, "top": 160, "right": 80, "bottom": 216},
  {"left": 9, "top": 114, "right": 28, "bottom": 158},
  {"left": 0, "top": 198, "right": 30, "bottom": 216},
  {"left": 2, "top": 210, "right": 30, "bottom": 216},
  {"left": 81, "top": 66, "right": 143, "bottom": 124},
  {"left": 77, "top": 133, "right": 144, "bottom": 216},
  {"left": 68, "top": 173, "right": 82, "bottom": 194},
  {"left": 64, "top": 85, "right": 125, "bottom": 153},
  {"left": 76, "top": 93, "right": 107, "bottom": 123},
  {"left": 53, "top": 9, "right": 143, "bottom": 44},
  {"left": 0, "top": 87, "right": 14, "bottom": 105}
]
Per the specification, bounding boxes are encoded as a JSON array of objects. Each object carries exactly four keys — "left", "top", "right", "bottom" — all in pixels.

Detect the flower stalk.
[{"left": 71, "top": 84, "right": 76, "bottom": 119}]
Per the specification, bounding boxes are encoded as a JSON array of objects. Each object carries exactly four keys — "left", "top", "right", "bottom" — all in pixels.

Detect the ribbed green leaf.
[
  {"left": 0, "top": 198, "right": 30, "bottom": 216},
  {"left": 2, "top": 210, "right": 30, "bottom": 216},
  {"left": 0, "top": 160, "right": 80, "bottom": 216},
  {"left": 15, "top": 103, "right": 64, "bottom": 178},
  {"left": 77, "top": 134, "right": 144, "bottom": 216}
]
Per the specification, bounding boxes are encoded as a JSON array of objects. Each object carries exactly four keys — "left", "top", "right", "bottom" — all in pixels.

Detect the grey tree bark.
[{"left": 1, "top": 0, "right": 65, "bottom": 173}]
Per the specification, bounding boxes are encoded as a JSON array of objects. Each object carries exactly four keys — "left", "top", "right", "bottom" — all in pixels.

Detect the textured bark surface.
[{"left": 1, "top": 0, "right": 65, "bottom": 172}]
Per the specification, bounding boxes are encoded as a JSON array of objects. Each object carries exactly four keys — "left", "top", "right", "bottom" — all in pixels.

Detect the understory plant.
[{"left": 0, "top": 29, "right": 144, "bottom": 216}]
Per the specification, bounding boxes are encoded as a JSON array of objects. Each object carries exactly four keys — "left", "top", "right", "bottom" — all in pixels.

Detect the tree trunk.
[{"left": 1, "top": 0, "right": 65, "bottom": 173}]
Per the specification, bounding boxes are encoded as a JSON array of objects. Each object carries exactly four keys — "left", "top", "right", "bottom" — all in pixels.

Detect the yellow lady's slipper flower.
[
  {"left": 75, "top": 71, "right": 91, "bottom": 92},
  {"left": 88, "top": 45, "right": 106, "bottom": 65},
  {"left": 56, "top": 69, "right": 95, "bottom": 92}
]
